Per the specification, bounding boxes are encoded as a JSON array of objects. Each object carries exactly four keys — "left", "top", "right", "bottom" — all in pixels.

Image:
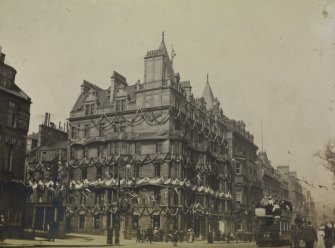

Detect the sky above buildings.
[{"left": 1, "top": 0, "right": 335, "bottom": 204}]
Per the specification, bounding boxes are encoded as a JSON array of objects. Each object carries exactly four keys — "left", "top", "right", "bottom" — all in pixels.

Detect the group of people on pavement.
[
  {"left": 136, "top": 225, "right": 156, "bottom": 243},
  {"left": 323, "top": 221, "right": 335, "bottom": 248},
  {"left": 292, "top": 214, "right": 318, "bottom": 248},
  {"left": 292, "top": 214, "right": 335, "bottom": 248},
  {"left": 136, "top": 225, "right": 192, "bottom": 244}
]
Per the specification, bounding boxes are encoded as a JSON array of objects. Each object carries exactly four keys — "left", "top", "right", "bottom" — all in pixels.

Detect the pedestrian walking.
[
  {"left": 303, "top": 221, "right": 318, "bottom": 248},
  {"left": 136, "top": 226, "right": 141, "bottom": 242},
  {"left": 141, "top": 227, "right": 146, "bottom": 243},
  {"left": 146, "top": 225, "right": 153, "bottom": 243}
]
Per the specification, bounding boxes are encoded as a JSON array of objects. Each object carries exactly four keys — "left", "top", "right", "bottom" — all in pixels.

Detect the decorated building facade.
[
  {"left": 0, "top": 49, "right": 31, "bottom": 237},
  {"left": 24, "top": 114, "right": 68, "bottom": 238},
  {"left": 227, "top": 121, "right": 262, "bottom": 236},
  {"left": 258, "top": 152, "right": 281, "bottom": 197},
  {"left": 65, "top": 35, "right": 234, "bottom": 240},
  {"left": 277, "top": 166, "right": 304, "bottom": 217}
]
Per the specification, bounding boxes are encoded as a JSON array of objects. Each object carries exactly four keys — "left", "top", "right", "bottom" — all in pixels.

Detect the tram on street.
[{"left": 255, "top": 198, "right": 293, "bottom": 247}]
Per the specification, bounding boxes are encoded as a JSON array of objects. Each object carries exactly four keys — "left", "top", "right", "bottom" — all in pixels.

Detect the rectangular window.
[
  {"left": 128, "top": 143, "right": 135, "bottom": 155},
  {"left": 116, "top": 100, "right": 121, "bottom": 112},
  {"left": 114, "top": 122, "right": 118, "bottom": 132},
  {"left": 95, "top": 192, "right": 103, "bottom": 205},
  {"left": 121, "top": 100, "right": 126, "bottom": 111},
  {"left": 115, "top": 142, "right": 120, "bottom": 155},
  {"left": 72, "top": 127, "right": 79, "bottom": 139},
  {"left": 133, "top": 164, "right": 140, "bottom": 178},
  {"left": 81, "top": 167, "right": 87, "bottom": 179},
  {"left": 83, "top": 147, "right": 88, "bottom": 158},
  {"left": 98, "top": 145, "right": 104, "bottom": 157},
  {"left": 7, "top": 101, "right": 17, "bottom": 127},
  {"left": 79, "top": 215, "right": 85, "bottom": 229},
  {"left": 85, "top": 105, "right": 90, "bottom": 115},
  {"left": 236, "top": 163, "right": 241, "bottom": 174},
  {"left": 6, "top": 145, "right": 14, "bottom": 171},
  {"left": 107, "top": 190, "right": 115, "bottom": 203},
  {"left": 154, "top": 188, "right": 160, "bottom": 204},
  {"left": 99, "top": 123, "right": 105, "bottom": 136},
  {"left": 156, "top": 141, "right": 162, "bottom": 153},
  {"left": 110, "top": 142, "right": 115, "bottom": 155},
  {"left": 120, "top": 121, "right": 125, "bottom": 132},
  {"left": 154, "top": 164, "right": 160, "bottom": 177},
  {"left": 114, "top": 122, "right": 124, "bottom": 132},
  {"left": 135, "top": 142, "right": 141, "bottom": 155},
  {"left": 236, "top": 191, "right": 242, "bottom": 203},
  {"left": 90, "top": 104, "right": 95, "bottom": 115},
  {"left": 96, "top": 167, "right": 102, "bottom": 178},
  {"left": 116, "top": 99, "right": 126, "bottom": 112},
  {"left": 121, "top": 142, "right": 127, "bottom": 155},
  {"left": 84, "top": 125, "right": 89, "bottom": 138}
]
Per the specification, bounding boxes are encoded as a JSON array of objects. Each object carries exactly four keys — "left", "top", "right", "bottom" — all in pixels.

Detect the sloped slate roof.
[{"left": 202, "top": 81, "right": 215, "bottom": 110}]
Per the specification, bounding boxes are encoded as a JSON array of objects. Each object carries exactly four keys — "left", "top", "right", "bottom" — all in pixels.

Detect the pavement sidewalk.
[
  {"left": 0, "top": 233, "right": 112, "bottom": 247},
  {"left": 0, "top": 234, "right": 257, "bottom": 248}
]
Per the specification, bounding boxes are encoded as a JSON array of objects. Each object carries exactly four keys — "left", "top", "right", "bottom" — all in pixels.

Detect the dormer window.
[
  {"left": 116, "top": 99, "right": 126, "bottom": 112},
  {"left": 85, "top": 104, "right": 95, "bottom": 115}
]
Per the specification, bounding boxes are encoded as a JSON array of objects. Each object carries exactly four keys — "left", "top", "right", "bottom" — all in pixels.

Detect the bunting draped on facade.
[{"left": 68, "top": 106, "right": 229, "bottom": 146}]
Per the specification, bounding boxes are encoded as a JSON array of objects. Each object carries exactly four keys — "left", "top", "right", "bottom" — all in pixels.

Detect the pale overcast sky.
[{"left": 1, "top": 0, "right": 335, "bottom": 204}]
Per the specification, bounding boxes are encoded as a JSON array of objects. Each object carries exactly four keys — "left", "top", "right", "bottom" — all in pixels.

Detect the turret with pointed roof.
[{"left": 202, "top": 74, "right": 216, "bottom": 110}]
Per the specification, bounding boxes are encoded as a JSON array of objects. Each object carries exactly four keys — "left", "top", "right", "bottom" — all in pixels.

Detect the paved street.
[{"left": 0, "top": 232, "right": 326, "bottom": 248}]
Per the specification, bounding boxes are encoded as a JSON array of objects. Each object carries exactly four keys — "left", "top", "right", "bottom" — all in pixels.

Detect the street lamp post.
[{"left": 114, "top": 163, "right": 131, "bottom": 245}]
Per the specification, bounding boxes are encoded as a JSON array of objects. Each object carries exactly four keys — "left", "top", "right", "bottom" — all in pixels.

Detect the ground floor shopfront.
[
  {"left": 65, "top": 211, "right": 235, "bottom": 241},
  {"left": 0, "top": 180, "right": 27, "bottom": 238}
]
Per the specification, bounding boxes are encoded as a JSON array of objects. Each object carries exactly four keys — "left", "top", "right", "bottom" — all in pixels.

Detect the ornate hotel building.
[{"left": 66, "top": 35, "right": 236, "bottom": 240}]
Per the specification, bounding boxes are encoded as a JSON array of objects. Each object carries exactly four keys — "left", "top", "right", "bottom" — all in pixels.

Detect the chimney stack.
[
  {"left": 0, "top": 53, "right": 5, "bottom": 63},
  {"left": 44, "top": 113, "right": 48, "bottom": 125}
]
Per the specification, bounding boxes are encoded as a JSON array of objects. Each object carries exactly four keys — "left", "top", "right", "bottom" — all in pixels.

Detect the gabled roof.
[
  {"left": 71, "top": 93, "right": 87, "bottom": 112},
  {"left": 71, "top": 80, "right": 104, "bottom": 112},
  {"left": 81, "top": 80, "right": 103, "bottom": 91},
  {"left": 0, "top": 83, "right": 31, "bottom": 102}
]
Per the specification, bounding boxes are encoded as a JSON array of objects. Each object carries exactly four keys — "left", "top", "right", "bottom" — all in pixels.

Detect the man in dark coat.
[
  {"left": 146, "top": 225, "right": 153, "bottom": 243},
  {"left": 0, "top": 214, "right": 5, "bottom": 242},
  {"left": 48, "top": 221, "right": 57, "bottom": 242},
  {"left": 136, "top": 226, "right": 141, "bottom": 243},
  {"left": 324, "top": 221, "right": 335, "bottom": 248},
  {"left": 303, "top": 221, "right": 318, "bottom": 248}
]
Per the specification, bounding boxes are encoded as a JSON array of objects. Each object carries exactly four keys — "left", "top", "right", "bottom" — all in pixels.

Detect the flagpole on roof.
[{"left": 261, "top": 119, "right": 264, "bottom": 153}]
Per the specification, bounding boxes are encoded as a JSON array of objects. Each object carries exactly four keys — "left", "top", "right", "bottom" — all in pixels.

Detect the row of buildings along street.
[{"left": 0, "top": 35, "right": 324, "bottom": 242}]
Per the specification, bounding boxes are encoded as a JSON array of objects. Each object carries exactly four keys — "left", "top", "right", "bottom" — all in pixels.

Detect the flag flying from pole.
[{"left": 318, "top": 185, "right": 329, "bottom": 191}]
